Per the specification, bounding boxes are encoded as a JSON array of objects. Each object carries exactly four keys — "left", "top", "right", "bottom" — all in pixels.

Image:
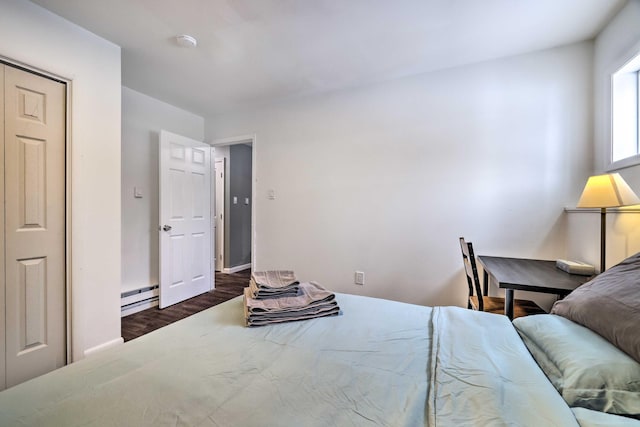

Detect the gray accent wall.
[{"left": 226, "top": 144, "right": 252, "bottom": 268}]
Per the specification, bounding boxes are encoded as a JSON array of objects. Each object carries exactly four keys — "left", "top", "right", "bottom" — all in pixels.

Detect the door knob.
[{"left": 162, "top": 225, "right": 172, "bottom": 232}]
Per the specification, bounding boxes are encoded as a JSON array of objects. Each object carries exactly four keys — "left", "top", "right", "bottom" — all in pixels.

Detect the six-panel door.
[{"left": 3, "top": 65, "right": 66, "bottom": 389}]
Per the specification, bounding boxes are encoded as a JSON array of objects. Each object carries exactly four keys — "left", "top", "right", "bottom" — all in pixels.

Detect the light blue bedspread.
[
  {"left": 0, "top": 294, "right": 578, "bottom": 426},
  {"left": 428, "top": 307, "right": 578, "bottom": 426}
]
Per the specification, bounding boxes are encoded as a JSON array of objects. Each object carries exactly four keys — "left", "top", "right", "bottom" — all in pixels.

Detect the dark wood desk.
[{"left": 476, "top": 256, "right": 591, "bottom": 320}]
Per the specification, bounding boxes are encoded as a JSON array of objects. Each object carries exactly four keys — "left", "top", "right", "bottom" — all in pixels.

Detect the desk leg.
[{"left": 505, "top": 289, "right": 514, "bottom": 320}]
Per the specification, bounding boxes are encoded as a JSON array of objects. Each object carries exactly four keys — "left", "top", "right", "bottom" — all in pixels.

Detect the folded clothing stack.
[
  {"left": 243, "top": 275, "right": 340, "bottom": 327},
  {"left": 248, "top": 270, "right": 300, "bottom": 299}
]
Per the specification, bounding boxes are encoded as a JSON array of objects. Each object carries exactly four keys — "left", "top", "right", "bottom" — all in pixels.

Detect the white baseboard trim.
[
  {"left": 83, "top": 337, "right": 124, "bottom": 358},
  {"left": 222, "top": 263, "right": 251, "bottom": 274},
  {"left": 121, "top": 285, "right": 159, "bottom": 317},
  {"left": 121, "top": 299, "right": 159, "bottom": 317}
]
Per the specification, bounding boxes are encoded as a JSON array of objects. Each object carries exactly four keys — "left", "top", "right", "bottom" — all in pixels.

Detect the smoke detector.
[{"left": 175, "top": 35, "right": 197, "bottom": 48}]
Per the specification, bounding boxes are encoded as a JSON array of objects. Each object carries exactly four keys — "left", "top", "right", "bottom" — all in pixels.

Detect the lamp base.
[{"left": 600, "top": 207, "right": 606, "bottom": 273}]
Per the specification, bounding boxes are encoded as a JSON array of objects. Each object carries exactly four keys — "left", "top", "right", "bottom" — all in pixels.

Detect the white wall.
[
  {"left": 207, "top": 42, "right": 594, "bottom": 309},
  {"left": 0, "top": 0, "right": 122, "bottom": 360},
  {"left": 566, "top": 209, "right": 640, "bottom": 271},
  {"left": 594, "top": 0, "right": 640, "bottom": 182},
  {"left": 121, "top": 87, "right": 205, "bottom": 294},
  {"left": 565, "top": 0, "right": 640, "bottom": 270}
]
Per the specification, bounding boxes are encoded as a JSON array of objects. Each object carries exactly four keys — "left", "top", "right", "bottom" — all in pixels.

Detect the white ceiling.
[{"left": 31, "top": 0, "right": 626, "bottom": 117}]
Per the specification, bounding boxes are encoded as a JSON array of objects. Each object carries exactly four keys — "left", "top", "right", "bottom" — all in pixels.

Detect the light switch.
[
  {"left": 134, "top": 187, "right": 143, "bottom": 198},
  {"left": 244, "top": 197, "right": 250, "bottom": 205},
  {"left": 233, "top": 196, "right": 238, "bottom": 204},
  {"left": 267, "top": 189, "right": 276, "bottom": 200}
]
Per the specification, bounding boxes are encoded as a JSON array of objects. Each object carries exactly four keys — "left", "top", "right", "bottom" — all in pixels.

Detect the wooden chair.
[{"left": 459, "top": 237, "right": 545, "bottom": 319}]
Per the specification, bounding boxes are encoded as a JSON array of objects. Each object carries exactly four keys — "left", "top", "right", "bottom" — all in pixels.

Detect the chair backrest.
[{"left": 459, "top": 237, "right": 484, "bottom": 311}]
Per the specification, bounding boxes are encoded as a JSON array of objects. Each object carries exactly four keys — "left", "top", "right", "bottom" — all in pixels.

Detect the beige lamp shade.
[{"left": 577, "top": 173, "right": 640, "bottom": 208}]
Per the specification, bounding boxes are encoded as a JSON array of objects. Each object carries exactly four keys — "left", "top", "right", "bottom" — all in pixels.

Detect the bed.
[{"left": 1, "top": 254, "right": 639, "bottom": 426}]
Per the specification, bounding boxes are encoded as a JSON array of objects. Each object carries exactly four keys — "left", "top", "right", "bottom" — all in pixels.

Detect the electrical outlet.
[{"left": 354, "top": 271, "right": 365, "bottom": 285}]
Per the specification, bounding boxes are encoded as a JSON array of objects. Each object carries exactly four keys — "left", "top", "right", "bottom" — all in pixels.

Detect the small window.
[{"left": 611, "top": 52, "right": 640, "bottom": 168}]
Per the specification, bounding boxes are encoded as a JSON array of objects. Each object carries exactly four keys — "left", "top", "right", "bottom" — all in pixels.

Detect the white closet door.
[
  {"left": 0, "top": 65, "right": 5, "bottom": 390},
  {"left": 4, "top": 65, "right": 66, "bottom": 389}
]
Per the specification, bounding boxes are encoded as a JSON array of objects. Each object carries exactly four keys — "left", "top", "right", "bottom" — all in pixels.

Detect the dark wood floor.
[{"left": 121, "top": 269, "right": 251, "bottom": 342}]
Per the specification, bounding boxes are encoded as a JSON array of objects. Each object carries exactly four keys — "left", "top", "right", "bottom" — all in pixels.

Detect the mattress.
[{"left": 0, "top": 293, "right": 578, "bottom": 426}]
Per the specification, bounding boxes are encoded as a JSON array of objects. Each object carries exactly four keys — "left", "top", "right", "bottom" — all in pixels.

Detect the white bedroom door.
[
  {"left": 3, "top": 64, "right": 66, "bottom": 389},
  {"left": 159, "top": 130, "right": 211, "bottom": 308}
]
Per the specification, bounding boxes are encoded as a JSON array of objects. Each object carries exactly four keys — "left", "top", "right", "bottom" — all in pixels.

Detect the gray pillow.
[
  {"left": 551, "top": 252, "right": 640, "bottom": 363},
  {"left": 513, "top": 314, "right": 640, "bottom": 417}
]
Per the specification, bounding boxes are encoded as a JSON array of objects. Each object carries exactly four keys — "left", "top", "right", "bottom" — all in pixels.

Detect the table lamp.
[{"left": 577, "top": 173, "right": 640, "bottom": 272}]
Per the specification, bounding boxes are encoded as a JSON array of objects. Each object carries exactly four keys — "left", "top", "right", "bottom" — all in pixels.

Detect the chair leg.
[{"left": 483, "top": 270, "right": 489, "bottom": 296}]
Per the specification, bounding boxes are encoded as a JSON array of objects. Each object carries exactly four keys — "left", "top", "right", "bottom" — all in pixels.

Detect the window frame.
[{"left": 608, "top": 45, "right": 640, "bottom": 171}]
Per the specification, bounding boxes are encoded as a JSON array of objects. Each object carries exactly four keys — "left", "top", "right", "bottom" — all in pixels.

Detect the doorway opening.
[{"left": 211, "top": 134, "right": 256, "bottom": 276}]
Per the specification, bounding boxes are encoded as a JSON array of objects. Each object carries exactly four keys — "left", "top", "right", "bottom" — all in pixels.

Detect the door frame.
[
  {"left": 213, "top": 157, "right": 226, "bottom": 273},
  {"left": 211, "top": 134, "right": 257, "bottom": 271},
  {"left": 1, "top": 57, "right": 72, "bottom": 365}
]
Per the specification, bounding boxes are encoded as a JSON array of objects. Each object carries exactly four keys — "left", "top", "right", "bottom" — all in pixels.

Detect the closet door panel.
[
  {"left": 0, "top": 64, "right": 6, "bottom": 391},
  {"left": 4, "top": 65, "right": 65, "bottom": 389}
]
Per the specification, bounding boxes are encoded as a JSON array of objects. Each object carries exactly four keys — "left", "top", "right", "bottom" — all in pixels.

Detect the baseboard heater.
[{"left": 121, "top": 285, "right": 159, "bottom": 317}]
